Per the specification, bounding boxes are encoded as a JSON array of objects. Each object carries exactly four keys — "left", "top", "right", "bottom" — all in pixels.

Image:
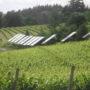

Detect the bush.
[
  {"left": 76, "top": 23, "right": 88, "bottom": 40},
  {"left": 67, "top": 12, "right": 86, "bottom": 28},
  {"left": 55, "top": 24, "right": 77, "bottom": 42},
  {"left": 0, "top": 38, "right": 2, "bottom": 41},
  {"left": 25, "top": 30, "right": 29, "bottom": 35}
]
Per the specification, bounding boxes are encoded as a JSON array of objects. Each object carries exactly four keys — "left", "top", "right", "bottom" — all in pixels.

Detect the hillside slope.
[
  {"left": 0, "top": 40, "right": 90, "bottom": 89},
  {"left": 0, "top": 25, "right": 49, "bottom": 48}
]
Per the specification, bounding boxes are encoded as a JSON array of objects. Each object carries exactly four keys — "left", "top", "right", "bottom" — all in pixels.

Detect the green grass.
[{"left": 0, "top": 40, "right": 90, "bottom": 89}]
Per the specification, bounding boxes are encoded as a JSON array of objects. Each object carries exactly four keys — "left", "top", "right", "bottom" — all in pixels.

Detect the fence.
[{"left": 11, "top": 66, "right": 76, "bottom": 90}]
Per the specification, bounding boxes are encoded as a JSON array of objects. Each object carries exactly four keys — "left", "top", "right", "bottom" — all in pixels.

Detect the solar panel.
[
  {"left": 26, "top": 37, "right": 40, "bottom": 46},
  {"left": 61, "top": 31, "right": 76, "bottom": 42},
  {"left": 16, "top": 35, "right": 27, "bottom": 44},
  {"left": 8, "top": 34, "right": 19, "bottom": 42},
  {"left": 82, "top": 32, "right": 90, "bottom": 38},
  {"left": 8, "top": 34, "right": 56, "bottom": 46},
  {"left": 23, "top": 37, "right": 36, "bottom": 45},
  {"left": 10, "top": 34, "right": 23, "bottom": 42},
  {"left": 13, "top": 34, "right": 25, "bottom": 43},
  {"left": 30, "top": 37, "right": 44, "bottom": 46},
  {"left": 41, "top": 34, "right": 56, "bottom": 44},
  {"left": 18, "top": 36, "right": 33, "bottom": 45}
]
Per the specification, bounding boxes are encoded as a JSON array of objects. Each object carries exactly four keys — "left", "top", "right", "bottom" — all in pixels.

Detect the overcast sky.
[{"left": 0, "top": 0, "right": 89, "bottom": 14}]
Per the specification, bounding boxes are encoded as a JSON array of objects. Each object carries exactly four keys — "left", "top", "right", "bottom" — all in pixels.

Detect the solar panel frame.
[
  {"left": 41, "top": 34, "right": 56, "bottom": 44},
  {"left": 61, "top": 31, "right": 76, "bottom": 42},
  {"left": 30, "top": 37, "right": 44, "bottom": 46},
  {"left": 82, "top": 32, "right": 90, "bottom": 38}
]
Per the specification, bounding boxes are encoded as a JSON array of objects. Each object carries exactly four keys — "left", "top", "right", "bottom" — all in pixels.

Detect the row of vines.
[
  {"left": 0, "top": 40, "right": 90, "bottom": 89},
  {"left": 0, "top": 25, "right": 49, "bottom": 47}
]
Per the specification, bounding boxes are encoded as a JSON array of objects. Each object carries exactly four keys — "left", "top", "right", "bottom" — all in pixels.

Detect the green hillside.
[
  {"left": 0, "top": 25, "right": 50, "bottom": 49},
  {"left": 0, "top": 22, "right": 90, "bottom": 50},
  {"left": 0, "top": 40, "right": 90, "bottom": 90}
]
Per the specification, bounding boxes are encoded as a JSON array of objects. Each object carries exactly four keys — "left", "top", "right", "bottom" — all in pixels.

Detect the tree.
[
  {"left": 48, "top": 10, "right": 63, "bottom": 34},
  {"left": 24, "top": 15, "right": 33, "bottom": 26},
  {"left": 31, "top": 18, "right": 38, "bottom": 25},
  {"left": 67, "top": 12, "right": 86, "bottom": 28},
  {"left": 85, "top": 11, "right": 90, "bottom": 22},
  {"left": 69, "top": 0, "right": 85, "bottom": 12},
  {"left": 69, "top": 0, "right": 76, "bottom": 11},
  {"left": 76, "top": 23, "right": 88, "bottom": 40},
  {"left": 5, "top": 11, "right": 24, "bottom": 27},
  {"left": 38, "top": 11, "right": 49, "bottom": 24},
  {"left": 0, "top": 12, "right": 4, "bottom": 28},
  {"left": 25, "top": 30, "right": 29, "bottom": 35},
  {"left": 24, "top": 15, "right": 38, "bottom": 26},
  {"left": 66, "top": 12, "right": 88, "bottom": 41}
]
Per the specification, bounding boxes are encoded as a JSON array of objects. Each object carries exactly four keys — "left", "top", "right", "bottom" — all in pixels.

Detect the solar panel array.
[
  {"left": 8, "top": 31, "right": 90, "bottom": 46},
  {"left": 8, "top": 34, "right": 44, "bottom": 46},
  {"left": 41, "top": 34, "right": 56, "bottom": 44},
  {"left": 17, "top": 36, "right": 33, "bottom": 45},
  {"left": 31, "top": 37, "right": 44, "bottom": 46},
  {"left": 61, "top": 31, "right": 76, "bottom": 42}
]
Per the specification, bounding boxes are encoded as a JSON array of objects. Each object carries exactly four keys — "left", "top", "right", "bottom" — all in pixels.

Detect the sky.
[{"left": 0, "top": 0, "right": 90, "bottom": 14}]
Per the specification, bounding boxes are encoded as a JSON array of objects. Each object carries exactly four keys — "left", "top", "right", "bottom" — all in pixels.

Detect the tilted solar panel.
[
  {"left": 17, "top": 36, "right": 28, "bottom": 44},
  {"left": 27, "top": 37, "right": 40, "bottom": 46},
  {"left": 41, "top": 34, "right": 56, "bottom": 44},
  {"left": 61, "top": 31, "right": 76, "bottom": 42},
  {"left": 13, "top": 34, "right": 25, "bottom": 43},
  {"left": 82, "top": 32, "right": 90, "bottom": 38},
  {"left": 8, "top": 34, "right": 56, "bottom": 46},
  {"left": 30, "top": 37, "right": 44, "bottom": 46},
  {"left": 8, "top": 34, "right": 19, "bottom": 42},
  {"left": 23, "top": 37, "right": 36, "bottom": 45},
  {"left": 10, "top": 34, "right": 23, "bottom": 42},
  {"left": 19, "top": 36, "right": 33, "bottom": 45}
]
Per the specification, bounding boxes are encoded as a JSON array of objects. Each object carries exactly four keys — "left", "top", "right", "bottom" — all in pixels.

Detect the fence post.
[
  {"left": 13, "top": 68, "right": 19, "bottom": 90},
  {"left": 68, "top": 66, "right": 75, "bottom": 90}
]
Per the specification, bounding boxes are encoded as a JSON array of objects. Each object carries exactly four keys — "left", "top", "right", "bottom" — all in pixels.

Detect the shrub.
[
  {"left": 25, "top": 30, "right": 29, "bottom": 35},
  {"left": 76, "top": 23, "right": 89, "bottom": 40},
  {"left": 67, "top": 12, "right": 86, "bottom": 28}
]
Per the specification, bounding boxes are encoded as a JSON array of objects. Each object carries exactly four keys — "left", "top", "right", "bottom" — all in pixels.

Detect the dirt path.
[{"left": 0, "top": 48, "right": 7, "bottom": 52}]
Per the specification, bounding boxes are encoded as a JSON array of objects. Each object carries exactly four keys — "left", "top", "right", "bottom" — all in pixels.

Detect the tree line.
[
  {"left": 0, "top": 0, "right": 90, "bottom": 28},
  {"left": 39, "top": 0, "right": 90, "bottom": 42}
]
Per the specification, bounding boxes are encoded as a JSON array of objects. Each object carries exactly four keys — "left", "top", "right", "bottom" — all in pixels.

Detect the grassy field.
[{"left": 0, "top": 40, "right": 90, "bottom": 90}]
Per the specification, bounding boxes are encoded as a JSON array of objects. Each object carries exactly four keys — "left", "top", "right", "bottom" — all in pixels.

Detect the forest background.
[{"left": 0, "top": 0, "right": 90, "bottom": 42}]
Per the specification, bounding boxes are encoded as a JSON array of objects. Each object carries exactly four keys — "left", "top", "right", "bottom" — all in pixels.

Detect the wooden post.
[
  {"left": 8, "top": 71, "right": 11, "bottom": 80},
  {"left": 68, "top": 66, "right": 75, "bottom": 90},
  {"left": 13, "top": 68, "right": 19, "bottom": 90}
]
